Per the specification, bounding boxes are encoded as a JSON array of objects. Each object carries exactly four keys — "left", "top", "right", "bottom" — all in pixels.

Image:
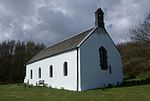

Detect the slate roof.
[{"left": 27, "top": 27, "right": 95, "bottom": 64}]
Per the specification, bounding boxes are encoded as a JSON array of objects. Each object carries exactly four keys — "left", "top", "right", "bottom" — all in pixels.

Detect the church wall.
[
  {"left": 24, "top": 49, "right": 78, "bottom": 91},
  {"left": 79, "top": 27, "right": 123, "bottom": 91}
]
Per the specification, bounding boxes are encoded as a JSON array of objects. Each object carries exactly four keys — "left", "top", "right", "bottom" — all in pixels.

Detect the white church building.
[{"left": 24, "top": 8, "right": 123, "bottom": 91}]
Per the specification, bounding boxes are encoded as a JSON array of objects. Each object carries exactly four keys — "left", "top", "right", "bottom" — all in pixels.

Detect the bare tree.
[{"left": 130, "top": 14, "right": 150, "bottom": 45}]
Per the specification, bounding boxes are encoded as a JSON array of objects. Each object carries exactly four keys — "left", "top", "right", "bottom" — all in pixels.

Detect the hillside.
[
  {"left": 0, "top": 83, "right": 150, "bottom": 101},
  {"left": 117, "top": 42, "right": 150, "bottom": 78}
]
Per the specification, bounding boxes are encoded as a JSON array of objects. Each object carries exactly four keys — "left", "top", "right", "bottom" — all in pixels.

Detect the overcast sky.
[{"left": 0, "top": 0, "right": 150, "bottom": 45}]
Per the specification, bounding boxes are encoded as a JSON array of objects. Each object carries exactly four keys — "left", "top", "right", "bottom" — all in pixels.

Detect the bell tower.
[{"left": 95, "top": 8, "right": 105, "bottom": 28}]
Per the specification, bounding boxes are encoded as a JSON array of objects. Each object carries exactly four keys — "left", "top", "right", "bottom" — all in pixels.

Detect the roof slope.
[{"left": 27, "top": 28, "right": 95, "bottom": 64}]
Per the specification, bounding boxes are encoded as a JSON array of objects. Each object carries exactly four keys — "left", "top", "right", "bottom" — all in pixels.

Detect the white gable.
[{"left": 79, "top": 27, "right": 123, "bottom": 90}]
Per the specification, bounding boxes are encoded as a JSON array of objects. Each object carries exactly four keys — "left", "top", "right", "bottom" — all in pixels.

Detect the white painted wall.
[
  {"left": 79, "top": 27, "right": 123, "bottom": 91},
  {"left": 24, "top": 49, "right": 78, "bottom": 91}
]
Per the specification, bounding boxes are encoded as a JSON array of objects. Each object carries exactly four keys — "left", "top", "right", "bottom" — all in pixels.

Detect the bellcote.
[{"left": 95, "top": 8, "right": 105, "bottom": 28}]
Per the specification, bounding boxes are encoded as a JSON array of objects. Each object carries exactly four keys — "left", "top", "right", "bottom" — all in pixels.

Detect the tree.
[
  {"left": 130, "top": 14, "right": 150, "bottom": 45},
  {"left": 0, "top": 40, "right": 45, "bottom": 83}
]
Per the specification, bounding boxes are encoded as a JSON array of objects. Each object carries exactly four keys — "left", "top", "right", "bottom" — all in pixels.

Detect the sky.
[{"left": 0, "top": 0, "right": 150, "bottom": 45}]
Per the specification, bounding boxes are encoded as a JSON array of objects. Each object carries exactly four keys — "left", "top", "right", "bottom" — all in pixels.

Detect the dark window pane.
[
  {"left": 30, "top": 70, "right": 33, "bottom": 79},
  {"left": 39, "top": 68, "right": 41, "bottom": 78},
  {"left": 50, "top": 65, "right": 53, "bottom": 77},
  {"left": 109, "top": 65, "right": 112, "bottom": 74},
  {"left": 64, "top": 62, "right": 68, "bottom": 76}
]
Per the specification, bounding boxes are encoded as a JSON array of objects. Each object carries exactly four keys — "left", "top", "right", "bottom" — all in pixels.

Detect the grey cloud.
[
  {"left": 0, "top": 0, "right": 36, "bottom": 16},
  {"left": 0, "top": 0, "right": 150, "bottom": 44},
  {"left": 101, "top": 0, "right": 150, "bottom": 43}
]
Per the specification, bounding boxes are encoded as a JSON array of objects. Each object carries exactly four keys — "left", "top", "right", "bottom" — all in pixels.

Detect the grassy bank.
[{"left": 0, "top": 82, "right": 150, "bottom": 101}]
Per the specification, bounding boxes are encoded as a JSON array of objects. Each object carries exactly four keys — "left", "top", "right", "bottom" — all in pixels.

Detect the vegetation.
[
  {"left": 0, "top": 40, "right": 45, "bottom": 83},
  {"left": 117, "top": 42, "right": 150, "bottom": 79},
  {"left": 0, "top": 82, "right": 149, "bottom": 101}
]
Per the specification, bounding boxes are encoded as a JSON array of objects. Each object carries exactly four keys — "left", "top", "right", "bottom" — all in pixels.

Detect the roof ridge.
[{"left": 78, "top": 26, "right": 98, "bottom": 47}]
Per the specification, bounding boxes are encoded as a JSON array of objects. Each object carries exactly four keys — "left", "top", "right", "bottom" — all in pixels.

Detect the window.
[
  {"left": 30, "top": 70, "right": 33, "bottom": 79},
  {"left": 38, "top": 68, "right": 41, "bottom": 78},
  {"left": 99, "top": 46, "right": 108, "bottom": 70},
  {"left": 109, "top": 65, "right": 112, "bottom": 74},
  {"left": 49, "top": 65, "right": 53, "bottom": 77},
  {"left": 63, "top": 62, "right": 68, "bottom": 76}
]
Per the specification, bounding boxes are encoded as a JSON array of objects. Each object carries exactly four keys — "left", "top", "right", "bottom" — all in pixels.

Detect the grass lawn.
[{"left": 0, "top": 83, "right": 150, "bottom": 101}]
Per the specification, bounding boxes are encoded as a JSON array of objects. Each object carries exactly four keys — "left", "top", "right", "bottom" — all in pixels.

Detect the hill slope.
[
  {"left": 0, "top": 84, "right": 150, "bottom": 101},
  {"left": 117, "top": 42, "right": 150, "bottom": 78}
]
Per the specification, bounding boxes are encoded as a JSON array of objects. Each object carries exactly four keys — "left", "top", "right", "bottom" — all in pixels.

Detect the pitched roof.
[{"left": 27, "top": 27, "right": 95, "bottom": 64}]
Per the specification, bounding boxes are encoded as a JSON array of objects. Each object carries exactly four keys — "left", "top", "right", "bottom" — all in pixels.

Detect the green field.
[{"left": 0, "top": 83, "right": 150, "bottom": 101}]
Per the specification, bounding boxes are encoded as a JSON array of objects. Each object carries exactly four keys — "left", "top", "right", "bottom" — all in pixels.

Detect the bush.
[{"left": 117, "top": 42, "right": 150, "bottom": 78}]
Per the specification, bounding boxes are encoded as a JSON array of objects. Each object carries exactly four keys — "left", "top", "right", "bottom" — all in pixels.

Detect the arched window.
[
  {"left": 49, "top": 65, "right": 53, "bottom": 77},
  {"left": 38, "top": 68, "right": 41, "bottom": 78},
  {"left": 99, "top": 46, "right": 108, "bottom": 70},
  {"left": 30, "top": 70, "right": 33, "bottom": 79},
  {"left": 63, "top": 62, "right": 68, "bottom": 76}
]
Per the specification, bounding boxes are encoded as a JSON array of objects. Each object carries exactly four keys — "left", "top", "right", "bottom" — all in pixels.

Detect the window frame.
[{"left": 99, "top": 46, "right": 108, "bottom": 70}]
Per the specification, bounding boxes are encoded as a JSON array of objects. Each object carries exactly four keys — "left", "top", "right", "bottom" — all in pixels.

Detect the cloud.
[
  {"left": 102, "top": 0, "right": 150, "bottom": 43},
  {"left": 0, "top": 0, "right": 150, "bottom": 45}
]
